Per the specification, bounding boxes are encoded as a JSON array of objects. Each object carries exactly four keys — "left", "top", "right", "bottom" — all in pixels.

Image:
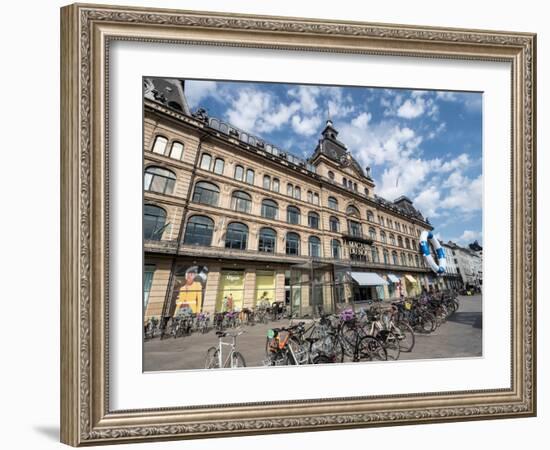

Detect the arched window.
[
  {"left": 169, "top": 141, "right": 184, "bottom": 160},
  {"left": 258, "top": 227, "right": 276, "bottom": 253},
  {"left": 287, "top": 206, "right": 301, "bottom": 225},
  {"left": 369, "top": 227, "right": 376, "bottom": 241},
  {"left": 346, "top": 205, "right": 361, "bottom": 218},
  {"left": 286, "top": 232, "right": 300, "bottom": 255},
  {"left": 213, "top": 158, "right": 225, "bottom": 175},
  {"left": 398, "top": 236, "right": 403, "bottom": 247},
  {"left": 389, "top": 234, "right": 396, "bottom": 246},
  {"left": 392, "top": 251, "right": 399, "bottom": 265},
  {"left": 380, "top": 231, "right": 387, "bottom": 244},
  {"left": 307, "top": 191, "right": 313, "bottom": 203},
  {"left": 294, "top": 186, "right": 301, "bottom": 200},
  {"left": 364, "top": 187, "right": 369, "bottom": 196},
  {"left": 412, "top": 240, "right": 417, "bottom": 250},
  {"left": 234, "top": 165, "right": 244, "bottom": 181},
  {"left": 313, "top": 193, "right": 319, "bottom": 205},
  {"left": 151, "top": 135, "right": 168, "bottom": 155},
  {"left": 378, "top": 215, "right": 384, "bottom": 225},
  {"left": 272, "top": 178, "right": 280, "bottom": 192},
  {"left": 308, "top": 236, "right": 322, "bottom": 258},
  {"left": 192, "top": 181, "right": 219, "bottom": 206},
  {"left": 308, "top": 211, "right": 320, "bottom": 229},
  {"left": 353, "top": 182, "right": 358, "bottom": 191},
  {"left": 287, "top": 184, "right": 294, "bottom": 197},
  {"left": 263, "top": 175, "right": 271, "bottom": 190},
  {"left": 367, "top": 210, "right": 374, "bottom": 222},
  {"left": 144, "top": 166, "right": 176, "bottom": 195},
  {"left": 328, "top": 170, "right": 335, "bottom": 180},
  {"left": 371, "top": 246, "right": 379, "bottom": 263},
  {"left": 183, "top": 215, "right": 214, "bottom": 246},
  {"left": 348, "top": 180, "right": 353, "bottom": 189},
  {"left": 347, "top": 220, "right": 362, "bottom": 238},
  {"left": 408, "top": 254, "right": 413, "bottom": 266},
  {"left": 144, "top": 205, "right": 167, "bottom": 240},
  {"left": 342, "top": 177, "right": 347, "bottom": 187},
  {"left": 328, "top": 196, "right": 338, "bottom": 210},
  {"left": 400, "top": 252, "right": 407, "bottom": 266},
  {"left": 246, "top": 169, "right": 255, "bottom": 185},
  {"left": 383, "top": 249, "right": 390, "bottom": 264},
  {"left": 261, "top": 199, "right": 278, "bottom": 220},
  {"left": 199, "top": 153, "right": 212, "bottom": 170},
  {"left": 331, "top": 239, "right": 341, "bottom": 259},
  {"left": 415, "top": 255, "right": 420, "bottom": 267},
  {"left": 225, "top": 222, "right": 248, "bottom": 250},
  {"left": 231, "top": 191, "right": 252, "bottom": 213},
  {"left": 329, "top": 216, "right": 340, "bottom": 232},
  {"left": 405, "top": 238, "right": 411, "bottom": 249}
]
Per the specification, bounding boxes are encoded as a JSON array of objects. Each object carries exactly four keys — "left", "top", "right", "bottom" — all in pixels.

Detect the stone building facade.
[{"left": 142, "top": 78, "right": 441, "bottom": 320}]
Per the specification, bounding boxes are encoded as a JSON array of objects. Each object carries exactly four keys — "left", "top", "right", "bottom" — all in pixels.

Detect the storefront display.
[
  {"left": 217, "top": 270, "right": 245, "bottom": 312},
  {"left": 173, "top": 265, "right": 208, "bottom": 314}
]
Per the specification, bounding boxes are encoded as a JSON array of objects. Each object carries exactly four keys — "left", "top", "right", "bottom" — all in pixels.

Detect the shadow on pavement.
[{"left": 447, "top": 312, "right": 482, "bottom": 329}]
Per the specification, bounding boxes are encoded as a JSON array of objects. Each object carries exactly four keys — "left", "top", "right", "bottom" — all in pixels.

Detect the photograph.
[{"left": 142, "top": 77, "right": 483, "bottom": 371}]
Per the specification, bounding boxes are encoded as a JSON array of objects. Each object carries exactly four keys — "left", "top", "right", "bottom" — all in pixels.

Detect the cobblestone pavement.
[{"left": 143, "top": 294, "right": 482, "bottom": 372}]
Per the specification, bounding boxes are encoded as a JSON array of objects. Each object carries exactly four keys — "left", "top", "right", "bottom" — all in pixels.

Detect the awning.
[
  {"left": 387, "top": 274, "right": 400, "bottom": 283},
  {"left": 351, "top": 272, "right": 388, "bottom": 286},
  {"left": 405, "top": 275, "right": 417, "bottom": 283}
]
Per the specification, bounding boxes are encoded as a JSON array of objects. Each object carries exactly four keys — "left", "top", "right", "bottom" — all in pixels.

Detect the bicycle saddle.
[{"left": 216, "top": 331, "right": 227, "bottom": 337}]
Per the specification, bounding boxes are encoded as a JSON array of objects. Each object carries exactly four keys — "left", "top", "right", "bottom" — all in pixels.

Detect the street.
[{"left": 143, "top": 294, "right": 482, "bottom": 371}]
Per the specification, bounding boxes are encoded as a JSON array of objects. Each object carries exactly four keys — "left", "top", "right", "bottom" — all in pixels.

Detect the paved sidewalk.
[{"left": 143, "top": 295, "right": 482, "bottom": 371}]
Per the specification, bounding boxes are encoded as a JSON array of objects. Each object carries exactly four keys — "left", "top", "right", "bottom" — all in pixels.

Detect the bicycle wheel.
[
  {"left": 205, "top": 347, "right": 220, "bottom": 369},
  {"left": 395, "top": 321, "right": 415, "bottom": 352},
  {"left": 312, "top": 354, "right": 333, "bottom": 364},
  {"left": 418, "top": 313, "right": 435, "bottom": 333},
  {"left": 228, "top": 351, "right": 246, "bottom": 368},
  {"left": 357, "top": 336, "right": 387, "bottom": 361},
  {"left": 380, "top": 331, "right": 401, "bottom": 360}
]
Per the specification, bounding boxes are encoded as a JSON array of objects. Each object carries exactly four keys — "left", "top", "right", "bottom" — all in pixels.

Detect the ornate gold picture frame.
[{"left": 60, "top": 3, "right": 536, "bottom": 446}]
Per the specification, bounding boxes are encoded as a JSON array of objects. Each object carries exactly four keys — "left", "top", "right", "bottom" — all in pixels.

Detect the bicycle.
[{"left": 204, "top": 329, "right": 247, "bottom": 369}]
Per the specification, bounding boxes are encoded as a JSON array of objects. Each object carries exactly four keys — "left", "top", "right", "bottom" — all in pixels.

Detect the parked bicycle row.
[
  {"left": 144, "top": 301, "right": 289, "bottom": 340},
  {"left": 204, "top": 290, "right": 461, "bottom": 368}
]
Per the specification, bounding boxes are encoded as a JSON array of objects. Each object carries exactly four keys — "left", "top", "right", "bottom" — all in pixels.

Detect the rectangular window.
[
  {"left": 200, "top": 154, "right": 211, "bottom": 170},
  {"left": 216, "top": 270, "right": 245, "bottom": 312},
  {"left": 255, "top": 271, "right": 276, "bottom": 307},
  {"left": 213, "top": 158, "right": 224, "bottom": 175},
  {"left": 143, "top": 265, "right": 155, "bottom": 309}
]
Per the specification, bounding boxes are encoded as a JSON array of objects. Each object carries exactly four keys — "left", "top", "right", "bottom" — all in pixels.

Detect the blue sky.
[{"left": 184, "top": 79, "right": 482, "bottom": 246}]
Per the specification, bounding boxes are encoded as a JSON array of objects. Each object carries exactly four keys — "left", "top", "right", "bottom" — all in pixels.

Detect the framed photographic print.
[{"left": 60, "top": 3, "right": 537, "bottom": 446}]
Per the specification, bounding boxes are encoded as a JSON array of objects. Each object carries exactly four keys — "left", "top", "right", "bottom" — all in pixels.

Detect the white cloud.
[
  {"left": 185, "top": 80, "right": 218, "bottom": 108},
  {"left": 440, "top": 153, "right": 471, "bottom": 172},
  {"left": 225, "top": 89, "right": 299, "bottom": 134},
  {"left": 413, "top": 186, "right": 441, "bottom": 218},
  {"left": 288, "top": 86, "right": 320, "bottom": 114},
  {"left": 291, "top": 115, "right": 322, "bottom": 136},
  {"left": 441, "top": 174, "right": 482, "bottom": 212},
  {"left": 453, "top": 229, "right": 482, "bottom": 245},
  {"left": 397, "top": 98, "right": 425, "bottom": 119}
]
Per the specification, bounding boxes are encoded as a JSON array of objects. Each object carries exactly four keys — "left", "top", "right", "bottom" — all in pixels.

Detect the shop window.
[
  {"left": 143, "top": 265, "right": 155, "bottom": 309},
  {"left": 216, "top": 270, "right": 244, "bottom": 312},
  {"left": 255, "top": 271, "right": 276, "bottom": 307},
  {"left": 172, "top": 265, "right": 209, "bottom": 314}
]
